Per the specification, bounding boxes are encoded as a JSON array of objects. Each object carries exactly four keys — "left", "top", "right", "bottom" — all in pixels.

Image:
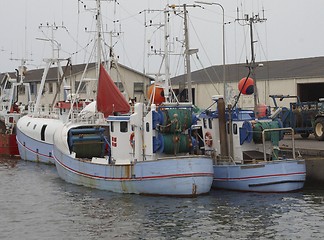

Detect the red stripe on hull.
[
  {"left": 54, "top": 155, "right": 213, "bottom": 181},
  {"left": 16, "top": 137, "right": 53, "bottom": 159}
]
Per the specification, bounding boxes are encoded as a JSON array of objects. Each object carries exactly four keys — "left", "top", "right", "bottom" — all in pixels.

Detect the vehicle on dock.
[
  {"left": 314, "top": 98, "right": 324, "bottom": 140},
  {"left": 270, "top": 95, "right": 323, "bottom": 140},
  {"left": 269, "top": 95, "right": 318, "bottom": 139}
]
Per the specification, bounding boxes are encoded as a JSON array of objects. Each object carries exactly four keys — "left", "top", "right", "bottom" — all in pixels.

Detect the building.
[
  {"left": 0, "top": 61, "right": 153, "bottom": 109},
  {"left": 171, "top": 56, "right": 324, "bottom": 110}
]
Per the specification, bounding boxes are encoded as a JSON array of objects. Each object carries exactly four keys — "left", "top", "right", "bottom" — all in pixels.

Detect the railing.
[
  {"left": 69, "top": 111, "right": 106, "bottom": 125},
  {"left": 262, "top": 127, "right": 295, "bottom": 161}
]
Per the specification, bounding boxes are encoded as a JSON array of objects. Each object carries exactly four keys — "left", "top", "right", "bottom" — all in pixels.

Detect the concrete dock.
[{"left": 280, "top": 134, "right": 324, "bottom": 185}]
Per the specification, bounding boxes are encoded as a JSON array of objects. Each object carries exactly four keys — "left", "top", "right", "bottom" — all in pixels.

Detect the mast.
[
  {"left": 34, "top": 23, "right": 67, "bottom": 114},
  {"left": 96, "top": 0, "right": 102, "bottom": 79},
  {"left": 169, "top": 4, "right": 198, "bottom": 103},
  {"left": 163, "top": 7, "right": 171, "bottom": 103},
  {"left": 236, "top": 13, "right": 266, "bottom": 113},
  {"left": 249, "top": 15, "right": 258, "bottom": 112},
  {"left": 183, "top": 4, "right": 193, "bottom": 103}
]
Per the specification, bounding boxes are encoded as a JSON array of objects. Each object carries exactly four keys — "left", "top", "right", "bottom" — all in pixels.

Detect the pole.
[
  {"left": 183, "top": 4, "right": 193, "bottom": 103},
  {"left": 214, "top": 3, "right": 226, "bottom": 102},
  {"left": 194, "top": 2, "right": 225, "bottom": 100},
  {"left": 96, "top": 0, "right": 102, "bottom": 79},
  {"left": 163, "top": 8, "right": 171, "bottom": 102},
  {"left": 249, "top": 16, "right": 258, "bottom": 112}
]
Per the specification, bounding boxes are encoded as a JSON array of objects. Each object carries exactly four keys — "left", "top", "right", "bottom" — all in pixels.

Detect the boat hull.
[
  {"left": 16, "top": 132, "right": 54, "bottom": 164},
  {"left": 213, "top": 159, "right": 306, "bottom": 192},
  {"left": 16, "top": 116, "right": 64, "bottom": 164},
  {"left": 53, "top": 146, "right": 213, "bottom": 196},
  {"left": 0, "top": 133, "right": 19, "bottom": 156}
]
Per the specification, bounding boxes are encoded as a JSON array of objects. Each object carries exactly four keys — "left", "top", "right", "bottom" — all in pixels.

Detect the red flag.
[{"left": 97, "top": 64, "right": 130, "bottom": 117}]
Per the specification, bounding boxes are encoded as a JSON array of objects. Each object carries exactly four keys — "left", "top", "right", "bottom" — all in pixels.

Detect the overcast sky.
[{"left": 1, "top": 0, "right": 324, "bottom": 77}]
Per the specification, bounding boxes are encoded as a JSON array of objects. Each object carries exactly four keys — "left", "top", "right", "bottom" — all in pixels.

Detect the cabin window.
[
  {"left": 146, "top": 122, "right": 150, "bottom": 132},
  {"left": 120, "top": 122, "right": 128, "bottom": 133},
  {"left": 33, "top": 124, "right": 37, "bottom": 130},
  {"left": 233, "top": 124, "right": 238, "bottom": 135},
  {"left": 208, "top": 118, "right": 212, "bottom": 129},
  {"left": 41, "top": 125, "right": 47, "bottom": 141},
  {"left": 203, "top": 118, "right": 207, "bottom": 129},
  {"left": 111, "top": 122, "right": 114, "bottom": 132},
  {"left": 27, "top": 122, "right": 30, "bottom": 127}
]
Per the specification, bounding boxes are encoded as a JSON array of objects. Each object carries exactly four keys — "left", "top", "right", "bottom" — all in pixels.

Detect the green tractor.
[{"left": 314, "top": 98, "right": 324, "bottom": 141}]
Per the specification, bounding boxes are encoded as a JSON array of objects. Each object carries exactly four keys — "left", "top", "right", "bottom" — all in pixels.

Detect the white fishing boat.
[
  {"left": 0, "top": 65, "right": 31, "bottom": 156},
  {"left": 16, "top": 35, "right": 84, "bottom": 164},
  {"left": 198, "top": 96, "right": 306, "bottom": 192},
  {"left": 52, "top": 2, "right": 213, "bottom": 196},
  {"left": 197, "top": 13, "right": 306, "bottom": 192}
]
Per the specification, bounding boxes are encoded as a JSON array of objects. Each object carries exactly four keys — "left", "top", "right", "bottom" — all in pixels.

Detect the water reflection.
[
  {"left": 1, "top": 161, "right": 324, "bottom": 240},
  {"left": 55, "top": 184, "right": 320, "bottom": 240},
  {"left": 0, "top": 156, "right": 19, "bottom": 168}
]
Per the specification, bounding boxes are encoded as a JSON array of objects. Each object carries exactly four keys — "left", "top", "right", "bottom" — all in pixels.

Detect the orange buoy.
[
  {"left": 147, "top": 84, "right": 165, "bottom": 105},
  {"left": 238, "top": 77, "right": 254, "bottom": 95}
]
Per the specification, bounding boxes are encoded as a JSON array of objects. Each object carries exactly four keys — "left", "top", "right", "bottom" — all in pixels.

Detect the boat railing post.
[
  {"left": 291, "top": 128, "right": 296, "bottom": 159},
  {"left": 262, "top": 127, "right": 295, "bottom": 161},
  {"left": 262, "top": 130, "right": 266, "bottom": 161}
]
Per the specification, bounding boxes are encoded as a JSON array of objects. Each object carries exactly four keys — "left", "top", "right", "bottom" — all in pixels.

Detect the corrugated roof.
[{"left": 171, "top": 56, "right": 324, "bottom": 85}]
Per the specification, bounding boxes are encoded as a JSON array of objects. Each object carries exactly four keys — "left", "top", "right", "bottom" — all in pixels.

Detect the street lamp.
[{"left": 195, "top": 1, "right": 226, "bottom": 102}]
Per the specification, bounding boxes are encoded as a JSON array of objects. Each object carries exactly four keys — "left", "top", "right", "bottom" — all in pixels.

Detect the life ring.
[
  {"left": 204, "top": 131, "right": 213, "bottom": 147},
  {"left": 129, "top": 132, "right": 135, "bottom": 148}
]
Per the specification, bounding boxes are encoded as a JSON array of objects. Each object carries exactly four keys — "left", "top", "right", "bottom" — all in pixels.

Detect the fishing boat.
[
  {"left": 0, "top": 65, "right": 31, "bottom": 156},
  {"left": 53, "top": 65, "right": 213, "bottom": 196},
  {"left": 52, "top": 2, "right": 213, "bottom": 196},
  {"left": 16, "top": 38, "right": 84, "bottom": 164},
  {"left": 197, "top": 13, "right": 306, "bottom": 192},
  {"left": 199, "top": 96, "right": 306, "bottom": 192}
]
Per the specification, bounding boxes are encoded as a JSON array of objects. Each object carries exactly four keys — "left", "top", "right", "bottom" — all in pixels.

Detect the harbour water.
[{"left": 1, "top": 159, "right": 323, "bottom": 240}]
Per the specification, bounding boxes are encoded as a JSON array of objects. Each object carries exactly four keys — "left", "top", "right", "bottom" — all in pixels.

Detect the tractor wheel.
[
  {"left": 300, "top": 132, "right": 309, "bottom": 139},
  {"left": 314, "top": 118, "right": 324, "bottom": 141}
]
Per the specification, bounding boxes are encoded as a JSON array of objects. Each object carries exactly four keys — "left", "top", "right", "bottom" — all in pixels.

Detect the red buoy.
[{"left": 238, "top": 77, "right": 254, "bottom": 95}]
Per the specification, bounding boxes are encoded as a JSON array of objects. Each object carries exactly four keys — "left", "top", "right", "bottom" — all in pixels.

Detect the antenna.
[
  {"left": 169, "top": 4, "right": 199, "bottom": 103},
  {"left": 38, "top": 22, "right": 67, "bottom": 59},
  {"left": 143, "top": 4, "right": 198, "bottom": 103}
]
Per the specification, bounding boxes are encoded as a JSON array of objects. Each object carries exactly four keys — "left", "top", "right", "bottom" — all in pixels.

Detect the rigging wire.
[
  {"left": 193, "top": 53, "right": 220, "bottom": 95},
  {"left": 188, "top": 16, "right": 222, "bottom": 84}
]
